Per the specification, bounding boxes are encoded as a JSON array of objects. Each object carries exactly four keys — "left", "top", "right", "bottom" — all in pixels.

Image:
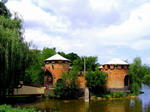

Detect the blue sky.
[{"left": 5, "top": 0, "right": 150, "bottom": 64}]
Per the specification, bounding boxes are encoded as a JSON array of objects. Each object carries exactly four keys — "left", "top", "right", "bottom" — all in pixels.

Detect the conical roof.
[
  {"left": 105, "top": 58, "right": 129, "bottom": 65},
  {"left": 45, "top": 54, "right": 70, "bottom": 62}
]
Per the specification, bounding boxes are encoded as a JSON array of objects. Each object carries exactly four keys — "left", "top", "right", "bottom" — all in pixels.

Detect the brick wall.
[
  {"left": 102, "top": 65, "right": 129, "bottom": 89},
  {"left": 44, "top": 60, "right": 70, "bottom": 86},
  {"left": 44, "top": 61, "right": 129, "bottom": 89}
]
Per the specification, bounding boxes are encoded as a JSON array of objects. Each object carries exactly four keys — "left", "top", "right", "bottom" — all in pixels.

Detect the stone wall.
[{"left": 14, "top": 85, "right": 45, "bottom": 95}]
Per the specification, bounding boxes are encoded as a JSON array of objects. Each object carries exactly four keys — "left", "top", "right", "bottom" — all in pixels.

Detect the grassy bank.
[
  {"left": 91, "top": 92, "right": 137, "bottom": 100},
  {"left": 0, "top": 105, "right": 41, "bottom": 112}
]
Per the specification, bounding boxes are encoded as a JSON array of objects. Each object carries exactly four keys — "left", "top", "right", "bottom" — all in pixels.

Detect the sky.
[{"left": 5, "top": 0, "right": 150, "bottom": 64}]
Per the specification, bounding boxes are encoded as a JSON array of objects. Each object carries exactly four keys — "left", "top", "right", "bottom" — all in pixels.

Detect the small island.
[{"left": 1, "top": 1, "right": 150, "bottom": 112}]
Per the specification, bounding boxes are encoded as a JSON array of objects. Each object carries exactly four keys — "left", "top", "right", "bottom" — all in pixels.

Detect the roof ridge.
[
  {"left": 45, "top": 54, "right": 70, "bottom": 61},
  {"left": 105, "top": 58, "right": 129, "bottom": 65}
]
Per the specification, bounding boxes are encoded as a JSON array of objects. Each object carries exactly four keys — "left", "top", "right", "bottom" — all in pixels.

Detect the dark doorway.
[
  {"left": 124, "top": 75, "right": 129, "bottom": 87},
  {"left": 45, "top": 71, "right": 53, "bottom": 88},
  {"left": 57, "top": 79, "right": 63, "bottom": 83}
]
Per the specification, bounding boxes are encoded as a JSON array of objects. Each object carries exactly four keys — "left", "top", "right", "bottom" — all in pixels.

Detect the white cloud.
[
  {"left": 131, "top": 39, "right": 150, "bottom": 50},
  {"left": 6, "top": 0, "right": 150, "bottom": 64},
  {"left": 6, "top": 0, "right": 70, "bottom": 33},
  {"left": 89, "top": 0, "right": 118, "bottom": 11},
  {"left": 95, "top": 2, "right": 150, "bottom": 49},
  {"left": 25, "top": 29, "right": 71, "bottom": 51}
]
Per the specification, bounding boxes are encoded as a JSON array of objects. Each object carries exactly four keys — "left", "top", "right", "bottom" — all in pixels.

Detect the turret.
[
  {"left": 44, "top": 54, "right": 71, "bottom": 88},
  {"left": 102, "top": 58, "right": 130, "bottom": 92}
]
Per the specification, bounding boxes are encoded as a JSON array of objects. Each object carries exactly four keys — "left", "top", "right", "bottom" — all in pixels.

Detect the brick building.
[
  {"left": 44, "top": 54, "right": 130, "bottom": 92},
  {"left": 101, "top": 58, "right": 130, "bottom": 92},
  {"left": 44, "top": 54, "right": 71, "bottom": 89}
]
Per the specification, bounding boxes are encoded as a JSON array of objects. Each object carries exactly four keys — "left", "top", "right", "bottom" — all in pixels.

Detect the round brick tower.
[
  {"left": 44, "top": 54, "right": 71, "bottom": 89},
  {"left": 102, "top": 58, "right": 130, "bottom": 92}
]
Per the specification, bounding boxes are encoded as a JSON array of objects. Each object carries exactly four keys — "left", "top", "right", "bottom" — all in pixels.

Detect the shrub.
[
  {"left": 84, "top": 69, "right": 107, "bottom": 95},
  {"left": 53, "top": 70, "right": 78, "bottom": 99},
  {"left": 111, "top": 92, "right": 125, "bottom": 98},
  {"left": 47, "top": 93, "right": 54, "bottom": 99}
]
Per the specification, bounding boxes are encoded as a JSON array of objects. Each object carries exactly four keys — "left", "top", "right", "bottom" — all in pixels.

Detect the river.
[{"left": 14, "top": 85, "right": 150, "bottom": 112}]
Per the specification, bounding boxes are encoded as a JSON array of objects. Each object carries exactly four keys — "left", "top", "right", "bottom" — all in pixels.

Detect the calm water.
[{"left": 15, "top": 85, "right": 150, "bottom": 112}]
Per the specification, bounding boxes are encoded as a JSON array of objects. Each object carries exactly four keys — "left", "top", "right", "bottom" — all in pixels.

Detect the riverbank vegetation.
[
  {"left": 0, "top": 105, "right": 41, "bottom": 112},
  {"left": 91, "top": 92, "right": 137, "bottom": 100},
  {"left": 129, "top": 57, "right": 150, "bottom": 95}
]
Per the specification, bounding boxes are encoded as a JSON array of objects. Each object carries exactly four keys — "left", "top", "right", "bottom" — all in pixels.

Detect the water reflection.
[
  {"left": 16, "top": 85, "right": 150, "bottom": 112},
  {"left": 138, "top": 84, "right": 150, "bottom": 112},
  {"left": 18, "top": 99, "right": 132, "bottom": 112}
]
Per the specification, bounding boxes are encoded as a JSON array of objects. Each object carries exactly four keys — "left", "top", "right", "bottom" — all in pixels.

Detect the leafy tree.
[
  {"left": 53, "top": 70, "right": 78, "bottom": 99},
  {"left": 86, "top": 56, "right": 99, "bottom": 71},
  {"left": 72, "top": 56, "right": 99, "bottom": 71},
  {"left": 24, "top": 49, "right": 43, "bottom": 84},
  {"left": 129, "top": 57, "right": 147, "bottom": 94},
  {"left": 57, "top": 51, "right": 66, "bottom": 58},
  {"left": 142, "top": 66, "right": 150, "bottom": 86},
  {"left": 0, "top": 2, "right": 30, "bottom": 96},
  {"left": 66, "top": 52, "right": 80, "bottom": 63},
  {"left": 0, "top": 1, "right": 11, "bottom": 18},
  {"left": 42, "top": 47, "right": 56, "bottom": 59},
  {"left": 72, "top": 57, "right": 84, "bottom": 71},
  {"left": 84, "top": 69, "right": 107, "bottom": 95},
  {"left": 57, "top": 52, "right": 80, "bottom": 65},
  {"left": 25, "top": 48, "right": 56, "bottom": 85}
]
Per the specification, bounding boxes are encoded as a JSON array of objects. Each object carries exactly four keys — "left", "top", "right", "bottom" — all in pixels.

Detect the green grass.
[{"left": 0, "top": 104, "right": 41, "bottom": 112}]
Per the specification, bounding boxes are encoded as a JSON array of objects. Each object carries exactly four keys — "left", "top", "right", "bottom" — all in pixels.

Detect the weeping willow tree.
[
  {"left": 0, "top": 2, "right": 30, "bottom": 96},
  {"left": 129, "top": 57, "right": 148, "bottom": 94}
]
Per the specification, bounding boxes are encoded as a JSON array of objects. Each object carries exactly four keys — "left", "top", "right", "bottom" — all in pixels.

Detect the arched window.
[
  {"left": 45, "top": 71, "right": 53, "bottom": 88},
  {"left": 124, "top": 75, "right": 129, "bottom": 87}
]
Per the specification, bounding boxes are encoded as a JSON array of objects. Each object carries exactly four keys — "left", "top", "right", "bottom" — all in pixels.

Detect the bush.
[
  {"left": 84, "top": 69, "right": 107, "bottom": 95},
  {"left": 111, "top": 92, "right": 125, "bottom": 98},
  {"left": 53, "top": 70, "right": 78, "bottom": 99},
  {"left": 47, "top": 93, "right": 54, "bottom": 99},
  {"left": 53, "top": 80, "right": 78, "bottom": 99}
]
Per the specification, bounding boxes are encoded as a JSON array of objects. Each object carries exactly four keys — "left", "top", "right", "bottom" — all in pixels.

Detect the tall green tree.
[
  {"left": 42, "top": 47, "right": 56, "bottom": 59},
  {"left": 24, "top": 48, "right": 56, "bottom": 85},
  {"left": 57, "top": 52, "right": 80, "bottom": 63},
  {"left": 0, "top": 1, "right": 11, "bottom": 18},
  {"left": 57, "top": 51, "right": 66, "bottom": 58},
  {"left": 24, "top": 49, "right": 43, "bottom": 84},
  {"left": 0, "top": 2, "right": 30, "bottom": 96},
  {"left": 72, "top": 56, "right": 99, "bottom": 71},
  {"left": 129, "top": 57, "right": 146, "bottom": 94},
  {"left": 66, "top": 52, "right": 80, "bottom": 63},
  {"left": 142, "top": 66, "right": 150, "bottom": 86}
]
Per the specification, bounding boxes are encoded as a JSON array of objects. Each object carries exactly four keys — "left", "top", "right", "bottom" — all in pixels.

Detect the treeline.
[{"left": 24, "top": 47, "right": 99, "bottom": 85}]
